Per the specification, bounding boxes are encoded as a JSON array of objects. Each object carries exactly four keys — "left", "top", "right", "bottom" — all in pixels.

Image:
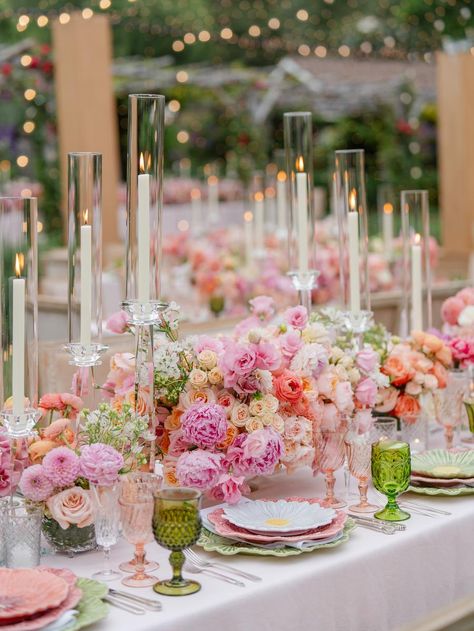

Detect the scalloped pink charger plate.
[{"left": 0, "top": 569, "right": 69, "bottom": 621}]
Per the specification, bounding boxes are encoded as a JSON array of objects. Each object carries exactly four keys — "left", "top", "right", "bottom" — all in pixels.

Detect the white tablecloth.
[{"left": 44, "top": 469, "right": 474, "bottom": 631}]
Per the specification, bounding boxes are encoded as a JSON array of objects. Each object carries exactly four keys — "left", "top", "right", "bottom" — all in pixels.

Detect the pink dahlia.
[
  {"left": 19, "top": 464, "right": 54, "bottom": 501},
  {"left": 180, "top": 403, "right": 228, "bottom": 448},
  {"left": 175, "top": 450, "right": 224, "bottom": 490},
  {"left": 80, "top": 443, "right": 124, "bottom": 486},
  {"left": 42, "top": 446, "right": 81, "bottom": 487}
]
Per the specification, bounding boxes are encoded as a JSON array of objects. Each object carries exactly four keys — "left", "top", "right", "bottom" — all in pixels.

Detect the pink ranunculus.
[
  {"left": 254, "top": 342, "right": 281, "bottom": 371},
  {"left": 355, "top": 377, "right": 377, "bottom": 407},
  {"left": 320, "top": 403, "right": 341, "bottom": 431},
  {"left": 39, "top": 393, "right": 64, "bottom": 412},
  {"left": 175, "top": 450, "right": 224, "bottom": 490},
  {"left": 42, "top": 418, "right": 72, "bottom": 441},
  {"left": 356, "top": 349, "right": 378, "bottom": 374},
  {"left": 334, "top": 381, "right": 355, "bottom": 415},
  {"left": 241, "top": 427, "right": 284, "bottom": 474},
  {"left": 180, "top": 403, "right": 228, "bottom": 448},
  {"left": 283, "top": 305, "right": 308, "bottom": 330},
  {"left": 214, "top": 473, "right": 246, "bottom": 504},
  {"left": 106, "top": 310, "right": 130, "bottom": 334},
  {"left": 279, "top": 330, "right": 303, "bottom": 361},
  {"left": 441, "top": 296, "right": 465, "bottom": 326},
  {"left": 60, "top": 393, "right": 83, "bottom": 417},
  {"left": 220, "top": 343, "right": 257, "bottom": 388},
  {"left": 249, "top": 295, "right": 276, "bottom": 321},
  {"left": 47, "top": 487, "right": 94, "bottom": 530}
]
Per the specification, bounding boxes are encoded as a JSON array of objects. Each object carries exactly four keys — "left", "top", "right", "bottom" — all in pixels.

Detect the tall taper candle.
[
  {"left": 411, "top": 234, "right": 423, "bottom": 330},
  {"left": 12, "top": 253, "right": 25, "bottom": 416},
  {"left": 80, "top": 212, "right": 92, "bottom": 346},
  {"left": 254, "top": 192, "right": 265, "bottom": 253},
  {"left": 348, "top": 189, "right": 361, "bottom": 313},
  {"left": 276, "top": 171, "right": 287, "bottom": 234},
  {"left": 244, "top": 210, "right": 253, "bottom": 266},
  {"left": 295, "top": 156, "right": 309, "bottom": 274},
  {"left": 137, "top": 153, "right": 150, "bottom": 302},
  {"left": 383, "top": 202, "right": 394, "bottom": 260}
]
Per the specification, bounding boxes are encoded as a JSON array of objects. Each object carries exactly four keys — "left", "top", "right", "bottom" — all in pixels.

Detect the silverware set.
[
  {"left": 399, "top": 499, "right": 451, "bottom": 517},
  {"left": 350, "top": 515, "right": 406, "bottom": 535},
  {"left": 104, "top": 589, "right": 162, "bottom": 615},
  {"left": 184, "top": 549, "right": 261, "bottom": 586}
]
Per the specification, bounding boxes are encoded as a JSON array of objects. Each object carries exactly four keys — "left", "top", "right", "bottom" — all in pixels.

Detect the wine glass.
[
  {"left": 345, "top": 434, "right": 379, "bottom": 513},
  {"left": 371, "top": 440, "right": 411, "bottom": 522},
  {"left": 120, "top": 472, "right": 161, "bottom": 573},
  {"left": 91, "top": 482, "right": 122, "bottom": 581},
  {"left": 119, "top": 496, "right": 156, "bottom": 587},
  {"left": 152, "top": 488, "right": 202, "bottom": 596},
  {"left": 314, "top": 429, "right": 347, "bottom": 508}
]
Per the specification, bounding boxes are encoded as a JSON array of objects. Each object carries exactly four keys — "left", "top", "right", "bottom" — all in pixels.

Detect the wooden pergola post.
[
  {"left": 437, "top": 52, "right": 474, "bottom": 257},
  {"left": 52, "top": 13, "right": 120, "bottom": 245}
]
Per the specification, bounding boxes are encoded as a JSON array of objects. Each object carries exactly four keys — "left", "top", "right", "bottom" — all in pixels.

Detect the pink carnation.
[
  {"left": 19, "top": 464, "right": 54, "bottom": 501},
  {"left": 180, "top": 403, "right": 228, "bottom": 448},
  {"left": 283, "top": 305, "right": 308, "bottom": 330},
  {"left": 175, "top": 450, "right": 224, "bottom": 490},
  {"left": 42, "top": 447, "right": 81, "bottom": 487},
  {"left": 80, "top": 443, "right": 124, "bottom": 486},
  {"left": 249, "top": 295, "right": 276, "bottom": 321},
  {"left": 106, "top": 310, "right": 130, "bottom": 334}
]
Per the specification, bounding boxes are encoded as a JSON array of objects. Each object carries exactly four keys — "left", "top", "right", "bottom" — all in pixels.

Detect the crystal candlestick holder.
[
  {"left": 0, "top": 408, "right": 41, "bottom": 439},
  {"left": 340, "top": 310, "right": 374, "bottom": 351},
  {"left": 288, "top": 271, "right": 319, "bottom": 313},
  {"left": 64, "top": 342, "right": 108, "bottom": 368},
  {"left": 121, "top": 300, "right": 168, "bottom": 327}
]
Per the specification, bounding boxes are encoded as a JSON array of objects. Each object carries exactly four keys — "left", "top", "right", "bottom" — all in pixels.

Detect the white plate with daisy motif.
[{"left": 222, "top": 499, "right": 336, "bottom": 534}]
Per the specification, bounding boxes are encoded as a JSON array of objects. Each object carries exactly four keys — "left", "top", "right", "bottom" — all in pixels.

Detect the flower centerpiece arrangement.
[
  {"left": 104, "top": 295, "right": 388, "bottom": 503},
  {"left": 18, "top": 401, "right": 150, "bottom": 553},
  {"left": 440, "top": 287, "right": 474, "bottom": 368}
]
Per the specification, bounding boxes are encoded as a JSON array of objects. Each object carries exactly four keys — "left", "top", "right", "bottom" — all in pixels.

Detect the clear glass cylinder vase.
[
  {"left": 334, "top": 149, "right": 370, "bottom": 314},
  {"left": 283, "top": 112, "right": 317, "bottom": 288},
  {"left": 123, "top": 94, "right": 166, "bottom": 324},
  {"left": 0, "top": 196, "right": 38, "bottom": 434},
  {"left": 66, "top": 152, "right": 106, "bottom": 366}
]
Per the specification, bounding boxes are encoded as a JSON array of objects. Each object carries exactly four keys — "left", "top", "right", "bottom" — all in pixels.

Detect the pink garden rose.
[
  {"left": 180, "top": 403, "right": 228, "bottom": 448},
  {"left": 106, "top": 310, "right": 130, "bottom": 334},
  {"left": 283, "top": 306, "right": 308, "bottom": 330},
  {"left": 249, "top": 295, "right": 276, "bottom": 321},
  {"left": 175, "top": 450, "right": 224, "bottom": 489},
  {"left": 46, "top": 487, "right": 94, "bottom": 530},
  {"left": 355, "top": 377, "right": 378, "bottom": 407},
  {"left": 254, "top": 342, "right": 281, "bottom": 371},
  {"left": 279, "top": 330, "right": 303, "bottom": 361},
  {"left": 356, "top": 349, "right": 378, "bottom": 374},
  {"left": 220, "top": 343, "right": 257, "bottom": 388},
  {"left": 441, "top": 296, "right": 465, "bottom": 326}
]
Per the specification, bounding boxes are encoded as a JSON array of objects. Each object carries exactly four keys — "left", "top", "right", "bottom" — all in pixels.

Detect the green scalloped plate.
[
  {"left": 407, "top": 485, "right": 474, "bottom": 497},
  {"left": 197, "top": 519, "right": 356, "bottom": 557},
  {"left": 69, "top": 578, "right": 109, "bottom": 631},
  {"left": 411, "top": 449, "right": 474, "bottom": 479}
]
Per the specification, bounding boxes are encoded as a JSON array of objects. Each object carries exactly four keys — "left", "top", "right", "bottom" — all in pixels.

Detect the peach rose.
[
  {"left": 245, "top": 417, "right": 264, "bottom": 432},
  {"left": 271, "top": 414, "right": 285, "bottom": 433},
  {"left": 249, "top": 399, "right": 265, "bottom": 417},
  {"left": 28, "top": 439, "right": 57, "bottom": 463},
  {"left": 165, "top": 408, "right": 183, "bottom": 431},
  {"left": 126, "top": 389, "right": 149, "bottom": 416},
  {"left": 208, "top": 367, "right": 224, "bottom": 385},
  {"left": 189, "top": 368, "right": 208, "bottom": 388},
  {"left": 47, "top": 487, "right": 93, "bottom": 530},
  {"left": 435, "top": 346, "right": 452, "bottom": 367},
  {"left": 230, "top": 403, "right": 250, "bottom": 428},
  {"left": 375, "top": 386, "right": 399, "bottom": 414},
  {"left": 274, "top": 371, "right": 304, "bottom": 403},
  {"left": 216, "top": 424, "right": 239, "bottom": 450},
  {"left": 422, "top": 334, "right": 443, "bottom": 354},
  {"left": 262, "top": 394, "right": 279, "bottom": 414},
  {"left": 393, "top": 393, "right": 421, "bottom": 419},
  {"left": 382, "top": 355, "right": 414, "bottom": 387},
  {"left": 198, "top": 350, "right": 217, "bottom": 370},
  {"left": 179, "top": 387, "right": 216, "bottom": 409}
]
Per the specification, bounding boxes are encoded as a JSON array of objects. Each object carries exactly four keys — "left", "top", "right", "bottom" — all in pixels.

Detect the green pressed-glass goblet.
[
  {"left": 152, "top": 488, "right": 202, "bottom": 596},
  {"left": 371, "top": 440, "right": 411, "bottom": 522}
]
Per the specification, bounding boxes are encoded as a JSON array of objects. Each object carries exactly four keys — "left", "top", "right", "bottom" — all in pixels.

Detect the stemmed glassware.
[
  {"left": 119, "top": 493, "right": 156, "bottom": 587},
  {"left": 431, "top": 373, "right": 467, "bottom": 449},
  {"left": 314, "top": 429, "right": 347, "bottom": 508},
  {"left": 152, "top": 488, "right": 202, "bottom": 596},
  {"left": 371, "top": 439, "right": 411, "bottom": 522},
  {"left": 91, "top": 482, "right": 122, "bottom": 581},
  {"left": 120, "top": 472, "right": 161, "bottom": 575},
  {"left": 345, "top": 434, "right": 379, "bottom": 514}
]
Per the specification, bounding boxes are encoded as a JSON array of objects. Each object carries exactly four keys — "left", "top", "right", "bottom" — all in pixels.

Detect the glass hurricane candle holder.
[
  {"left": 0, "top": 197, "right": 39, "bottom": 436},
  {"left": 371, "top": 439, "right": 411, "bottom": 522},
  {"left": 123, "top": 94, "right": 167, "bottom": 325},
  {"left": 283, "top": 112, "right": 318, "bottom": 311},
  {"left": 400, "top": 190, "right": 432, "bottom": 335},
  {"left": 65, "top": 152, "right": 107, "bottom": 368},
  {"left": 334, "top": 149, "right": 370, "bottom": 320},
  {"left": 152, "top": 488, "right": 202, "bottom": 597},
  {"left": 377, "top": 183, "right": 397, "bottom": 263}
]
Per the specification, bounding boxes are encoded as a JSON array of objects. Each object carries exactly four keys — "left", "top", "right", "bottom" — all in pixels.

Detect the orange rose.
[
  {"left": 163, "top": 461, "right": 179, "bottom": 487},
  {"left": 274, "top": 370, "right": 304, "bottom": 403},
  {"left": 126, "top": 389, "right": 149, "bottom": 415},
  {"left": 382, "top": 356, "right": 414, "bottom": 387},
  {"left": 216, "top": 424, "right": 239, "bottom": 450},
  {"left": 393, "top": 393, "right": 421, "bottom": 419},
  {"left": 422, "top": 334, "right": 444, "bottom": 354}
]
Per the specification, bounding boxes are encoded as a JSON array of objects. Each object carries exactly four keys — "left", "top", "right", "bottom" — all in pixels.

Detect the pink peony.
[
  {"left": 213, "top": 473, "right": 245, "bottom": 504},
  {"left": 355, "top": 377, "right": 378, "bottom": 407},
  {"left": 180, "top": 403, "right": 228, "bottom": 448},
  {"left": 441, "top": 296, "right": 465, "bottom": 326},
  {"left": 47, "top": 487, "right": 94, "bottom": 529},
  {"left": 279, "top": 330, "right": 303, "bottom": 360},
  {"left": 242, "top": 428, "right": 284, "bottom": 474},
  {"left": 335, "top": 381, "right": 355, "bottom": 414},
  {"left": 42, "top": 447, "right": 81, "bottom": 487},
  {"left": 356, "top": 349, "right": 378, "bottom": 374},
  {"left": 249, "top": 295, "right": 276, "bottom": 321},
  {"left": 220, "top": 343, "right": 257, "bottom": 388},
  {"left": 175, "top": 450, "right": 224, "bottom": 489},
  {"left": 254, "top": 342, "right": 281, "bottom": 371},
  {"left": 80, "top": 443, "right": 124, "bottom": 486},
  {"left": 167, "top": 430, "right": 191, "bottom": 457},
  {"left": 283, "top": 306, "right": 308, "bottom": 330},
  {"left": 106, "top": 310, "right": 129, "bottom": 334},
  {"left": 449, "top": 337, "right": 474, "bottom": 366},
  {"left": 19, "top": 464, "right": 54, "bottom": 501}
]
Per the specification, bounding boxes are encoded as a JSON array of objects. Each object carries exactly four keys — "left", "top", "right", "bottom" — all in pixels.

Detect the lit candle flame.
[
  {"left": 295, "top": 156, "right": 305, "bottom": 172},
  {"left": 383, "top": 202, "right": 393, "bottom": 215},
  {"left": 83, "top": 208, "right": 89, "bottom": 225},
  {"left": 139, "top": 152, "right": 145, "bottom": 173},
  {"left": 244, "top": 211, "right": 253, "bottom": 222},
  {"left": 208, "top": 175, "right": 218, "bottom": 185},
  {"left": 14, "top": 253, "right": 22, "bottom": 277},
  {"left": 190, "top": 188, "right": 201, "bottom": 200},
  {"left": 277, "top": 170, "right": 287, "bottom": 182},
  {"left": 414, "top": 232, "right": 421, "bottom": 245},
  {"left": 254, "top": 191, "right": 264, "bottom": 202},
  {"left": 349, "top": 189, "right": 357, "bottom": 211}
]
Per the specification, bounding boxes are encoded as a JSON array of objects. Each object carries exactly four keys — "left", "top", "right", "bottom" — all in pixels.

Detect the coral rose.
[
  {"left": 274, "top": 370, "right": 304, "bottom": 403},
  {"left": 393, "top": 393, "right": 421, "bottom": 419},
  {"left": 382, "top": 355, "right": 413, "bottom": 386}
]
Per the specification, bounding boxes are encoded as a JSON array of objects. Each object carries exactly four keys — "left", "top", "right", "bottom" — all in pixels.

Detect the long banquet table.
[{"left": 44, "top": 468, "right": 474, "bottom": 631}]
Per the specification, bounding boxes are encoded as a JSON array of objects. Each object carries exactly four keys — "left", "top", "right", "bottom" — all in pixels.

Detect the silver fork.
[
  {"left": 185, "top": 548, "right": 262, "bottom": 582},
  {"left": 400, "top": 500, "right": 451, "bottom": 516},
  {"left": 184, "top": 562, "right": 246, "bottom": 587},
  {"left": 350, "top": 514, "right": 406, "bottom": 531}
]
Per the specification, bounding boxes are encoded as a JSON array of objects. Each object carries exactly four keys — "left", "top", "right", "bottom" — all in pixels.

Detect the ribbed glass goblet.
[
  {"left": 119, "top": 497, "right": 156, "bottom": 587},
  {"left": 314, "top": 429, "right": 347, "bottom": 508},
  {"left": 345, "top": 435, "right": 379, "bottom": 514}
]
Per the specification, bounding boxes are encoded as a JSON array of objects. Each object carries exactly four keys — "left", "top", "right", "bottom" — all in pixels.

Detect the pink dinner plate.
[
  {"left": 411, "top": 474, "right": 474, "bottom": 487},
  {"left": 0, "top": 569, "right": 69, "bottom": 621},
  {"left": 208, "top": 508, "right": 347, "bottom": 543}
]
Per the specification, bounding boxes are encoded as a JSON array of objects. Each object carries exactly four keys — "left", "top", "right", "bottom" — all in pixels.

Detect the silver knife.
[
  {"left": 108, "top": 589, "right": 162, "bottom": 611},
  {"left": 104, "top": 595, "right": 146, "bottom": 615}
]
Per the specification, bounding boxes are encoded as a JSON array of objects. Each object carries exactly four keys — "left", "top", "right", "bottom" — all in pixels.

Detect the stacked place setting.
[
  {"left": 409, "top": 449, "right": 474, "bottom": 496},
  {"left": 199, "top": 498, "right": 355, "bottom": 557}
]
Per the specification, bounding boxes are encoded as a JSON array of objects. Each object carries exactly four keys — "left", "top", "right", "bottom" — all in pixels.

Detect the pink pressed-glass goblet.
[
  {"left": 345, "top": 436, "right": 379, "bottom": 514},
  {"left": 119, "top": 496, "right": 156, "bottom": 588},
  {"left": 314, "top": 429, "right": 347, "bottom": 508}
]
